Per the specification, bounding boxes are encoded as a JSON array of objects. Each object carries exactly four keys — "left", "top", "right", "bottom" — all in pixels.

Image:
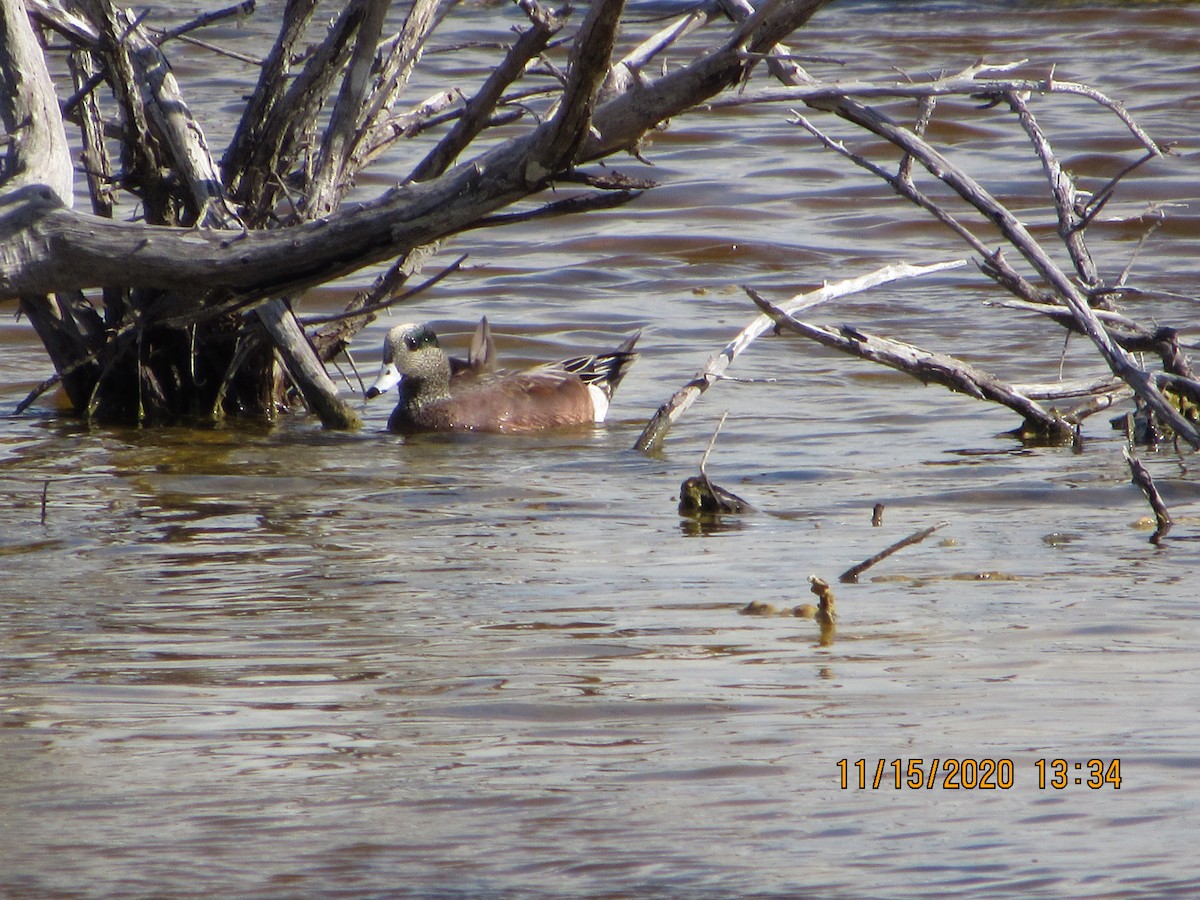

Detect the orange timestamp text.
[{"left": 836, "top": 758, "right": 1121, "bottom": 790}]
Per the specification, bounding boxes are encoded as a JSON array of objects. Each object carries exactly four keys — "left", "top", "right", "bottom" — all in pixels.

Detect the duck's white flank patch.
[{"left": 588, "top": 384, "right": 610, "bottom": 423}]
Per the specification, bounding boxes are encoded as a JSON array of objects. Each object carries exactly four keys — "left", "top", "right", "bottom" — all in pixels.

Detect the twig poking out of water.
[
  {"left": 809, "top": 575, "right": 836, "bottom": 623},
  {"left": 809, "top": 575, "right": 837, "bottom": 646},
  {"left": 1123, "top": 446, "right": 1172, "bottom": 544},
  {"left": 40, "top": 480, "right": 49, "bottom": 526},
  {"left": 678, "top": 413, "right": 754, "bottom": 518},
  {"left": 840, "top": 520, "right": 950, "bottom": 583}
]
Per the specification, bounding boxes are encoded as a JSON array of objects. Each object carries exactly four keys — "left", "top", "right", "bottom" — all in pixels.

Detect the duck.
[{"left": 365, "top": 321, "right": 640, "bottom": 433}]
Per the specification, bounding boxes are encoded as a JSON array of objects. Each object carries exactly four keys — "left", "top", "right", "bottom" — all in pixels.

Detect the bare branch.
[
  {"left": 1123, "top": 446, "right": 1172, "bottom": 543},
  {"left": 602, "top": 5, "right": 713, "bottom": 99},
  {"left": 152, "top": 0, "right": 255, "bottom": 44},
  {"left": 793, "top": 93, "right": 1198, "bottom": 447},
  {"left": 1005, "top": 90, "right": 1099, "bottom": 291},
  {"left": 840, "top": 520, "right": 949, "bottom": 583},
  {"left": 355, "top": 0, "right": 458, "bottom": 165},
  {"left": 748, "top": 288, "right": 1075, "bottom": 442},
  {"left": 409, "top": 4, "right": 564, "bottom": 182},
  {"left": 223, "top": 0, "right": 351, "bottom": 220},
  {"left": 633, "top": 259, "right": 967, "bottom": 452},
  {"left": 1, "top": 0, "right": 75, "bottom": 204},
  {"left": 789, "top": 108, "right": 1048, "bottom": 306},
  {"left": 114, "top": 6, "right": 242, "bottom": 228},
  {"left": 709, "top": 61, "right": 1169, "bottom": 154},
  {"left": 308, "top": 0, "right": 395, "bottom": 219}
]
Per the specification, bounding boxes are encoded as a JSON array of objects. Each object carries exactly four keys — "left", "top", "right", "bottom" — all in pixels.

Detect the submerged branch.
[
  {"left": 633, "top": 259, "right": 967, "bottom": 453},
  {"left": 748, "top": 289, "right": 1076, "bottom": 442},
  {"left": 840, "top": 520, "right": 949, "bottom": 583},
  {"left": 1123, "top": 446, "right": 1172, "bottom": 544}
]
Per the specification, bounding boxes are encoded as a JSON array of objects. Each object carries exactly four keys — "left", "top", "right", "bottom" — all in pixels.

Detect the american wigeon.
[{"left": 365, "top": 321, "right": 640, "bottom": 433}]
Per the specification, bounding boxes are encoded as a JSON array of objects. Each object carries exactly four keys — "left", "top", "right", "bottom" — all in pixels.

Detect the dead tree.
[
  {"left": 1, "top": 0, "right": 827, "bottom": 427},
  {"left": 637, "top": 61, "right": 1200, "bottom": 452}
]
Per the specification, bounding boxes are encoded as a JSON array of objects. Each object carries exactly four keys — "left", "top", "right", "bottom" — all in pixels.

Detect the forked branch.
[
  {"left": 633, "top": 259, "right": 967, "bottom": 452},
  {"left": 781, "top": 65, "right": 1197, "bottom": 447}
]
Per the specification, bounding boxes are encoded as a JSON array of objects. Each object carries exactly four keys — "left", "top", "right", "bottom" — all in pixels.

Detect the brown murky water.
[{"left": 3, "top": 2, "right": 1200, "bottom": 897}]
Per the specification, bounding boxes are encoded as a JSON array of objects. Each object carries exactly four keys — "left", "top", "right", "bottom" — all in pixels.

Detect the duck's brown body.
[{"left": 367, "top": 322, "right": 639, "bottom": 434}]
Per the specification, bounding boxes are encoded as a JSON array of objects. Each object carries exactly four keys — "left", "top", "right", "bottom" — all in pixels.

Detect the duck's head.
[{"left": 365, "top": 323, "right": 450, "bottom": 398}]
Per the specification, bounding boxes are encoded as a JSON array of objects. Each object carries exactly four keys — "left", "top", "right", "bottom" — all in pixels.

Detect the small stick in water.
[
  {"left": 840, "top": 521, "right": 950, "bottom": 583},
  {"left": 1123, "top": 446, "right": 1172, "bottom": 543},
  {"left": 677, "top": 412, "right": 754, "bottom": 517}
]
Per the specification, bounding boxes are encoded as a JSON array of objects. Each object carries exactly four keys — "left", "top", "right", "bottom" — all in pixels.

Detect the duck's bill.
[{"left": 365, "top": 363, "right": 402, "bottom": 398}]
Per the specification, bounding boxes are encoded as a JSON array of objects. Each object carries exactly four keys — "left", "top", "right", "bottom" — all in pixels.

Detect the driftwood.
[
  {"left": 783, "top": 62, "right": 1198, "bottom": 448},
  {"left": 748, "top": 290, "right": 1113, "bottom": 443},
  {"left": 840, "top": 521, "right": 949, "bottom": 584},
  {"left": 2, "top": 0, "right": 827, "bottom": 426},
  {"left": 638, "top": 59, "right": 1197, "bottom": 455},
  {"left": 633, "top": 259, "right": 967, "bottom": 452}
]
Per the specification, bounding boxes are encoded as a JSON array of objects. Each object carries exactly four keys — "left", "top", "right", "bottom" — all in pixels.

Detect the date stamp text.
[{"left": 835, "top": 758, "right": 1121, "bottom": 790}]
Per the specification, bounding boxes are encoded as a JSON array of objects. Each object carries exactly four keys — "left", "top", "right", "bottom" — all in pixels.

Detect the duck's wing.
[
  {"left": 442, "top": 368, "right": 595, "bottom": 432},
  {"left": 553, "top": 330, "right": 641, "bottom": 399}
]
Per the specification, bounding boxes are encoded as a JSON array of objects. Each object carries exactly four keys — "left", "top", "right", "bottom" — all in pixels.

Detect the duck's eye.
[{"left": 404, "top": 329, "right": 436, "bottom": 351}]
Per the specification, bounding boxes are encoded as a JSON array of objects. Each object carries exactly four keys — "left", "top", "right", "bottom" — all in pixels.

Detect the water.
[{"left": 3, "top": 1, "right": 1200, "bottom": 897}]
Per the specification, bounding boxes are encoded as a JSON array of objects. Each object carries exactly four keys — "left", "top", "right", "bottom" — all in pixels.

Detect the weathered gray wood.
[
  {"left": 4, "top": 0, "right": 831, "bottom": 429},
  {"left": 1007, "top": 91, "right": 1100, "bottom": 293},
  {"left": 409, "top": 3, "right": 563, "bottom": 183},
  {"left": 749, "top": 290, "right": 1076, "bottom": 442},
  {"left": 3, "top": 0, "right": 828, "bottom": 305},
  {"left": 1123, "top": 446, "right": 1172, "bottom": 543},
  {"left": 578, "top": 0, "right": 825, "bottom": 162},
  {"left": 222, "top": 0, "right": 319, "bottom": 216},
  {"left": 308, "top": 0, "right": 394, "bottom": 219},
  {"left": 256, "top": 299, "right": 360, "bottom": 428},
  {"left": 758, "top": 61, "right": 1195, "bottom": 448},
  {"left": 105, "top": 0, "right": 360, "bottom": 428},
  {"left": 633, "top": 260, "right": 967, "bottom": 453},
  {"left": 68, "top": 50, "right": 114, "bottom": 218},
  {"left": 0, "top": 0, "right": 74, "bottom": 205},
  {"left": 354, "top": 0, "right": 456, "bottom": 172},
  {"left": 2, "top": 0, "right": 87, "bottom": 405},
  {"left": 819, "top": 98, "right": 1199, "bottom": 448},
  {"left": 114, "top": 6, "right": 242, "bottom": 227}
]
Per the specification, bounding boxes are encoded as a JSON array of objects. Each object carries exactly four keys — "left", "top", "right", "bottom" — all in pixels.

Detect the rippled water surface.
[{"left": 4, "top": 1, "right": 1200, "bottom": 898}]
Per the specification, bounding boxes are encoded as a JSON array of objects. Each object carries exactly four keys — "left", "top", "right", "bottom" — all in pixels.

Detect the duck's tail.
[{"left": 560, "top": 330, "right": 641, "bottom": 401}]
